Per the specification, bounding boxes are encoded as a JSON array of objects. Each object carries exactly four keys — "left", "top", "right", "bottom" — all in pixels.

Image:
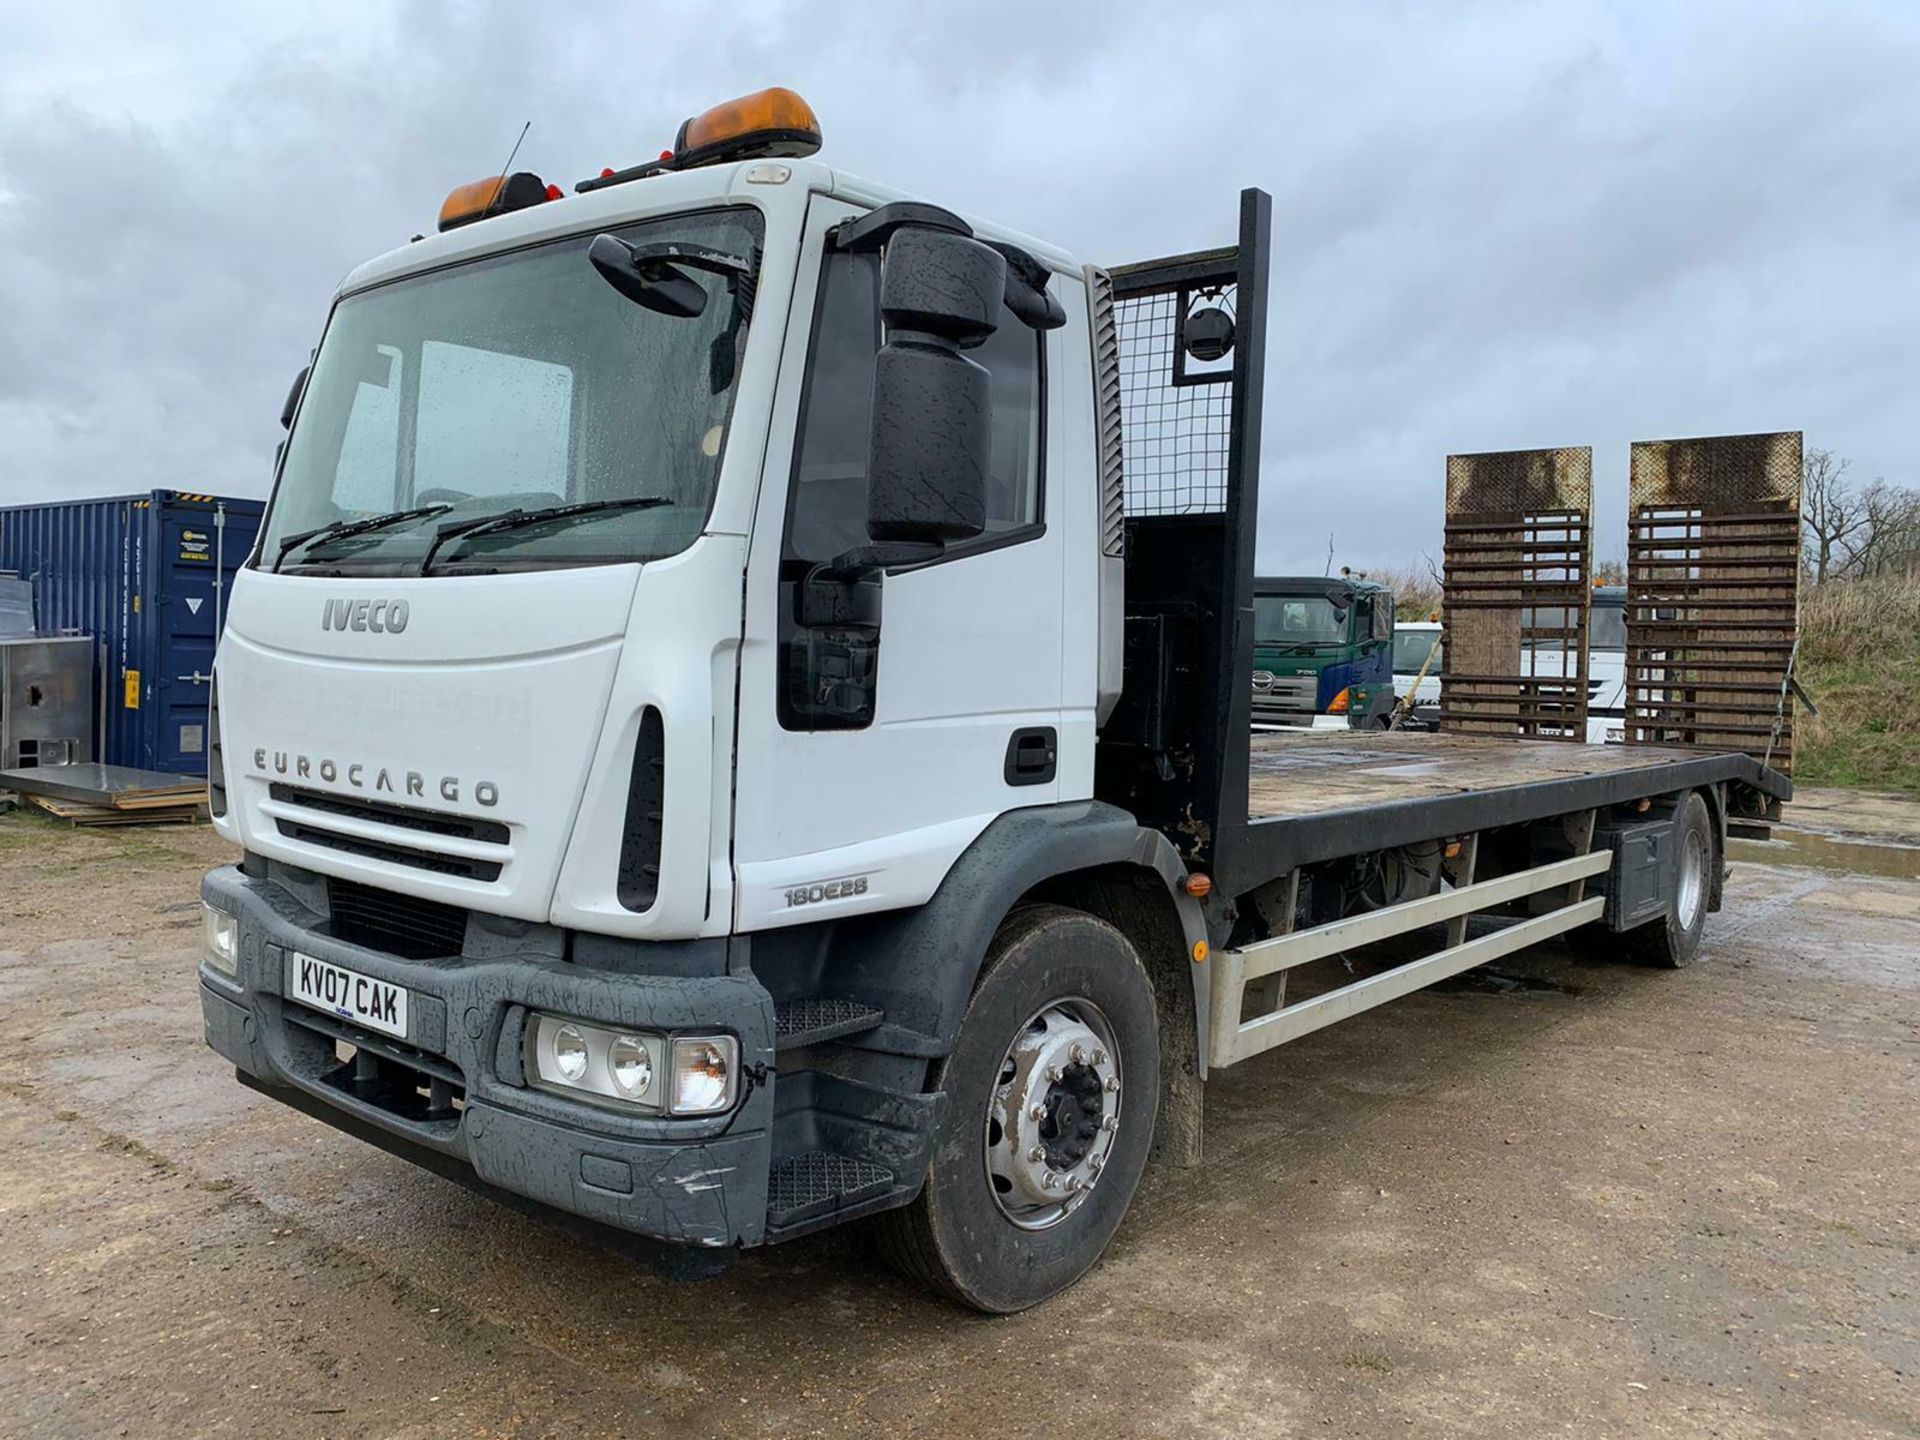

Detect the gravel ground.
[{"left": 0, "top": 803, "right": 1915, "bottom": 1439}]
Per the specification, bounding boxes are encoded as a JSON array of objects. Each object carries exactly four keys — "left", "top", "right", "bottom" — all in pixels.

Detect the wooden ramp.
[
  {"left": 1626, "top": 432, "right": 1802, "bottom": 780},
  {"left": 1439, "top": 447, "right": 1594, "bottom": 739}
]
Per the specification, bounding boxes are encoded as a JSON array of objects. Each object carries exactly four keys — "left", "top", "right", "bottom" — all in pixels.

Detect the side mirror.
[
  {"left": 589, "top": 234, "right": 707, "bottom": 318},
  {"left": 864, "top": 227, "right": 1003, "bottom": 549},
  {"left": 280, "top": 365, "right": 310, "bottom": 430}
]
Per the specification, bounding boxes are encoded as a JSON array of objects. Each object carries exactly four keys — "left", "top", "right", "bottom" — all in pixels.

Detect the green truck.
[{"left": 1250, "top": 575, "right": 1396, "bottom": 728}]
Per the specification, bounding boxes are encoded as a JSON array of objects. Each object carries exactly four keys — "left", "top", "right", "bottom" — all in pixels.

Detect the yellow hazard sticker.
[{"left": 124, "top": 670, "right": 141, "bottom": 709}]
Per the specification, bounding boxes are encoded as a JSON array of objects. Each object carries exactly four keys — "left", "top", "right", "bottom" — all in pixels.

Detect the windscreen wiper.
[
  {"left": 418, "top": 496, "right": 672, "bottom": 574},
  {"left": 274, "top": 503, "right": 451, "bottom": 571}
]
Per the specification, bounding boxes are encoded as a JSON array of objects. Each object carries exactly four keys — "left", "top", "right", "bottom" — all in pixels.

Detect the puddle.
[
  {"left": 1730, "top": 829, "right": 1920, "bottom": 881},
  {"left": 1434, "top": 967, "right": 1582, "bottom": 997}
]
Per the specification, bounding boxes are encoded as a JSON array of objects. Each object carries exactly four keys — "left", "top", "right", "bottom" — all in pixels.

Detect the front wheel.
[{"left": 875, "top": 904, "right": 1161, "bottom": 1312}]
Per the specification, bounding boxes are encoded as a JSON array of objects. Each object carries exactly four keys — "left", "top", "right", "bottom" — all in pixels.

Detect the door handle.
[{"left": 1004, "top": 727, "right": 1057, "bottom": 786}]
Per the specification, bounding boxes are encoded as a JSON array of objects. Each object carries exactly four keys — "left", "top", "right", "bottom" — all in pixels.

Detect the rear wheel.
[
  {"left": 1622, "top": 791, "right": 1715, "bottom": 968},
  {"left": 875, "top": 904, "right": 1160, "bottom": 1313}
]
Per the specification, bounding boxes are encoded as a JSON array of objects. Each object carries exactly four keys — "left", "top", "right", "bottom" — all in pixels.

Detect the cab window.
[{"left": 784, "top": 249, "right": 1042, "bottom": 565}]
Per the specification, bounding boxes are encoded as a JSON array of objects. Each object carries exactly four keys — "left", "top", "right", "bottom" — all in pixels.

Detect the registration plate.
[{"left": 288, "top": 952, "right": 409, "bottom": 1040}]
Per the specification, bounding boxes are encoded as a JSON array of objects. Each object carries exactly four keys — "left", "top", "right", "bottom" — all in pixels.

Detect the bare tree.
[
  {"left": 1802, "top": 449, "right": 1867, "bottom": 584},
  {"left": 1592, "top": 557, "right": 1626, "bottom": 586},
  {"left": 1854, "top": 480, "right": 1920, "bottom": 578}
]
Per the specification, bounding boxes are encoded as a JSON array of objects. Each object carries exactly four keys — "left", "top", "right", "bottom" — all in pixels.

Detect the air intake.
[
  {"left": 1087, "top": 265, "right": 1126, "bottom": 559},
  {"left": 328, "top": 878, "right": 469, "bottom": 959},
  {"left": 616, "top": 707, "right": 666, "bottom": 912},
  {"left": 207, "top": 675, "right": 227, "bottom": 818}
]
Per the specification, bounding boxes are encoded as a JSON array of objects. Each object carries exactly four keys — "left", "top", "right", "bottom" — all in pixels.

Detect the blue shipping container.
[{"left": 0, "top": 489, "right": 264, "bottom": 775}]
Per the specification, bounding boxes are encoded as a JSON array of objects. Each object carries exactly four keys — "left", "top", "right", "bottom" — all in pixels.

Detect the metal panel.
[
  {"left": 1625, "top": 432, "right": 1802, "bottom": 774},
  {"left": 1439, "top": 447, "right": 1593, "bottom": 740},
  {"left": 0, "top": 489, "right": 264, "bottom": 773}
]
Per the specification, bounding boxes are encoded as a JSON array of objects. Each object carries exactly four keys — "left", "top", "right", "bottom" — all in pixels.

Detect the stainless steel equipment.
[{"left": 0, "top": 635, "right": 95, "bottom": 769}]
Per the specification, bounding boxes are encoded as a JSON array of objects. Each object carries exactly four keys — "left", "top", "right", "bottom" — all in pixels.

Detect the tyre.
[
  {"left": 875, "top": 903, "right": 1160, "bottom": 1313},
  {"left": 1621, "top": 791, "right": 1715, "bottom": 969}
]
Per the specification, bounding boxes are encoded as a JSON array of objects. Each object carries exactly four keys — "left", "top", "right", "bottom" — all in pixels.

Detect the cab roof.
[
  {"left": 336, "top": 158, "right": 1081, "bottom": 299},
  {"left": 1253, "top": 575, "right": 1392, "bottom": 602}
]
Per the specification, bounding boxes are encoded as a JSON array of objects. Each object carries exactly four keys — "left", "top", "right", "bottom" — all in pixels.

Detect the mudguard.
[{"left": 802, "top": 800, "right": 1209, "bottom": 1063}]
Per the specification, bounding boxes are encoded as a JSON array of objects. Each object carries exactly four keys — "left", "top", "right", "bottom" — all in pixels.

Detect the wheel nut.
[
  {"left": 1046, "top": 1065, "right": 1063, "bottom": 1083},
  {"left": 1028, "top": 1145, "right": 1046, "bottom": 1163},
  {"left": 1028, "top": 1103, "right": 1045, "bottom": 1121},
  {"left": 1042, "top": 1171, "right": 1060, "bottom": 1190},
  {"left": 1071, "top": 1044, "right": 1088, "bottom": 1064},
  {"left": 1105, "top": 1076, "right": 1120, "bottom": 1093},
  {"left": 1090, "top": 1156, "right": 1104, "bottom": 1173},
  {"left": 1065, "top": 1174, "right": 1083, "bottom": 1192},
  {"left": 1092, "top": 1049, "right": 1107, "bottom": 1066},
  {"left": 1102, "top": 1115, "right": 1119, "bottom": 1132}
]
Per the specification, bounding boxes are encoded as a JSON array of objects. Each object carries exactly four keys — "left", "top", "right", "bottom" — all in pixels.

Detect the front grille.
[
  {"left": 328, "top": 877, "right": 469, "bottom": 959},
  {"left": 1251, "top": 672, "right": 1318, "bottom": 722},
  {"left": 276, "top": 820, "right": 503, "bottom": 881},
  {"left": 268, "top": 784, "right": 507, "bottom": 881},
  {"left": 270, "top": 784, "right": 509, "bottom": 843}
]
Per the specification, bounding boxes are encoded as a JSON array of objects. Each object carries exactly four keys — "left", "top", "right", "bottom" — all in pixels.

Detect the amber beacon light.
[
  {"left": 438, "top": 171, "right": 553, "bottom": 232},
  {"left": 674, "top": 87, "right": 822, "bottom": 168}
]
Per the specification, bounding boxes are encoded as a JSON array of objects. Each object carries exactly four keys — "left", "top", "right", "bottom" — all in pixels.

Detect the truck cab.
[
  {"left": 1249, "top": 575, "right": 1395, "bottom": 728},
  {"left": 1520, "top": 584, "right": 1628, "bottom": 743},
  {"left": 1391, "top": 617, "right": 1443, "bottom": 728},
  {"left": 200, "top": 89, "right": 1194, "bottom": 1311}
]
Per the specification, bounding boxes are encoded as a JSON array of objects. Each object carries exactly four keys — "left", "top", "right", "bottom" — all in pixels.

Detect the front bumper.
[{"left": 198, "top": 864, "right": 776, "bottom": 1250}]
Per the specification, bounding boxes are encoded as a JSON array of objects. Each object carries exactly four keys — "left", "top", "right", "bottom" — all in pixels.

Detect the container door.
[{"left": 149, "top": 497, "right": 253, "bottom": 773}]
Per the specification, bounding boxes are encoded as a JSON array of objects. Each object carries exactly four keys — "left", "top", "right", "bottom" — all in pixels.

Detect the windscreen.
[
  {"left": 1590, "top": 601, "right": 1626, "bottom": 651},
  {"left": 1392, "top": 628, "right": 1442, "bottom": 674},
  {"left": 1254, "top": 594, "right": 1348, "bottom": 648},
  {"left": 1519, "top": 602, "right": 1627, "bottom": 652},
  {"left": 262, "top": 206, "right": 763, "bottom": 574}
]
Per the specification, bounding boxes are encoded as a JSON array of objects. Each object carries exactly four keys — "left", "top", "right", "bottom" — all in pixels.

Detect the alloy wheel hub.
[{"left": 986, "top": 1000, "right": 1122, "bottom": 1230}]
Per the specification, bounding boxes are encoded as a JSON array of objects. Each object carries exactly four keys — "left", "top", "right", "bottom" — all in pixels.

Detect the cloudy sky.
[{"left": 2, "top": 0, "right": 1914, "bottom": 572}]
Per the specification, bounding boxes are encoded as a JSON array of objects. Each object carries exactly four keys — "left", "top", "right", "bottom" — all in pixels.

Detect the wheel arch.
[{"left": 816, "top": 802, "right": 1207, "bottom": 1063}]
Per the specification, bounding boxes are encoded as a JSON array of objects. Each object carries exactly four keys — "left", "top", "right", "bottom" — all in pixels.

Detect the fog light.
[
  {"left": 670, "top": 1036, "right": 738, "bottom": 1116},
  {"left": 202, "top": 904, "right": 238, "bottom": 976},
  {"left": 551, "top": 1023, "right": 589, "bottom": 1082}
]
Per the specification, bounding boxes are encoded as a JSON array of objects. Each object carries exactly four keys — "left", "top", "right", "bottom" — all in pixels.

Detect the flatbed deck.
[{"left": 1226, "top": 730, "right": 1790, "bottom": 887}]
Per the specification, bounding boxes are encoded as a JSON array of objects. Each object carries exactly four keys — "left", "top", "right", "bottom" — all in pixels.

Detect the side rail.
[{"left": 1209, "top": 840, "right": 1608, "bottom": 1069}]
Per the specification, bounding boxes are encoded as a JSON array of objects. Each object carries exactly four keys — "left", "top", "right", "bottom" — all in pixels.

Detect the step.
[
  {"left": 773, "top": 997, "right": 885, "bottom": 1051},
  {"left": 766, "top": 1150, "right": 895, "bottom": 1230}
]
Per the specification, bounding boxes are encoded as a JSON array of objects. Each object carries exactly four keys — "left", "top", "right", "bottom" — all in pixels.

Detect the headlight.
[
  {"left": 551, "top": 1023, "right": 590, "bottom": 1082},
  {"left": 202, "top": 904, "right": 238, "bottom": 976},
  {"left": 524, "top": 1014, "right": 734, "bottom": 1116},
  {"left": 609, "top": 1035, "right": 654, "bottom": 1098}
]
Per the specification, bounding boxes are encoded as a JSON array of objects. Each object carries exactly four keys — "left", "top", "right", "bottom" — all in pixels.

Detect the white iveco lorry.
[{"left": 200, "top": 89, "right": 1791, "bottom": 1312}]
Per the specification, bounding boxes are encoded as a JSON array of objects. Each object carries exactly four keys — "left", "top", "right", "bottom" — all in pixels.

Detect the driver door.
[{"left": 730, "top": 194, "right": 1067, "bottom": 931}]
